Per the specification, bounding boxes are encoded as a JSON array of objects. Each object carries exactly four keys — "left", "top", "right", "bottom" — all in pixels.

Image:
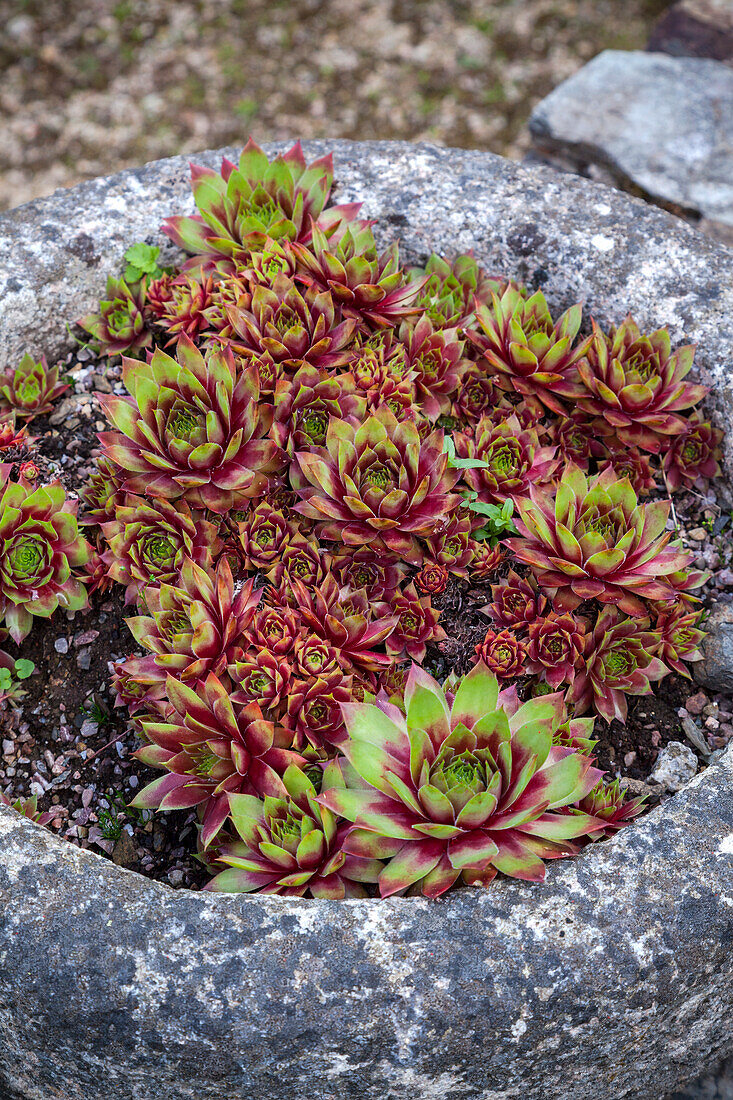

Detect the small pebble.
[
  {"left": 54, "top": 638, "right": 69, "bottom": 655},
  {"left": 2, "top": 740, "right": 14, "bottom": 756},
  {"left": 168, "top": 869, "right": 184, "bottom": 886},
  {"left": 685, "top": 692, "right": 708, "bottom": 716},
  {"left": 688, "top": 527, "right": 708, "bottom": 541},
  {"left": 649, "top": 741, "right": 698, "bottom": 792}
]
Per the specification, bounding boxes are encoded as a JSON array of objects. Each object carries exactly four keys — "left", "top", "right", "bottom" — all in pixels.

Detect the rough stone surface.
[
  {"left": 673, "top": 1057, "right": 733, "bottom": 1099},
  {"left": 649, "top": 741, "right": 700, "bottom": 791},
  {"left": 694, "top": 599, "right": 733, "bottom": 693},
  {"left": 529, "top": 51, "right": 733, "bottom": 227},
  {"left": 648, "top": 1, "right": 733, "bottom": 65},
  {"left": 1, "top": 143, "right": 733, "bottom": 1100}
]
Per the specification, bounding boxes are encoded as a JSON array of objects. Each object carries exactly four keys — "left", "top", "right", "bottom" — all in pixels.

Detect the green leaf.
[
  {"left": 0, "top": 669, "right": 12, "bottom": 690},
  {"left": 14, "top": 659, "right": 34, "bottom": 680}
]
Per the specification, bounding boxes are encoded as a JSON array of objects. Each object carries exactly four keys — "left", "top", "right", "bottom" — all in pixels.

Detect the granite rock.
[
  {"left": 1, "top": 143, "right": 733, "bottom": 1100},
  {"left": 694, "top": 599, "right": 733, "bottom": 692},
  {"left": 649, "top": 741, "right": 699, "bottom": 791},
  {"left": 648, "top": 1, "right": 733, "bottom": 66},
  {"left": 529, "top": 51, "right": 733, "bottom": 227}
]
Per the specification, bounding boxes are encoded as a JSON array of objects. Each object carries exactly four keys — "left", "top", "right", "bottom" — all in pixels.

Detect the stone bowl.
[{"left": 0, "top": 141, "right": 732, "bottom": 1100}]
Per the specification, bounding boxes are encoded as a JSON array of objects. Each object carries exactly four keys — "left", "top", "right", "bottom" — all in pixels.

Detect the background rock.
[
  {"left": 650, "top": 741, "right": 699, "bottom": 791},
  {"left": 529, "top": 50, "right": 733, "bottom": 230},
  {"left": 694, "top": 600, "right": 733, "bottom": 693},
  {"left": 648, "top": 1, "right": 733, "bottom": 65}
]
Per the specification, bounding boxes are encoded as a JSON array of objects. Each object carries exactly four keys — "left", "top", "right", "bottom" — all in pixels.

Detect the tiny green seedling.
[{"left": 123, "top": 242, "right": 165, "bottom": 284}]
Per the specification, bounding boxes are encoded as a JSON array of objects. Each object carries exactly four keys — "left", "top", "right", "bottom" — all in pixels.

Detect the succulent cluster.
[{"left": 63, "top": 139, "right": 720, "bottom": 896}]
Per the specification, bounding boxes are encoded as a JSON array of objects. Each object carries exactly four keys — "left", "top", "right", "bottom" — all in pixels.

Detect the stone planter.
[{"left": 0, "top": 141, "right": 732, "bottom": 1100}]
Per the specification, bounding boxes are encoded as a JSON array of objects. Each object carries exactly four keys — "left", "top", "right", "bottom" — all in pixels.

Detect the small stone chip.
[{"left": 54, "top": 637, "right": 69, "bottom": 655}]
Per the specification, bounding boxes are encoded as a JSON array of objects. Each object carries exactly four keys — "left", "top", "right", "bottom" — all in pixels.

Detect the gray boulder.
[
  {"left": 0, "top": 142, "right": 732, "bottom": 1100},
  {"left": 694, "top": 599, "right": 733, "bottom": 692},
  {"left": 529, "top": 50, "right": 733, "bottom": 231}
]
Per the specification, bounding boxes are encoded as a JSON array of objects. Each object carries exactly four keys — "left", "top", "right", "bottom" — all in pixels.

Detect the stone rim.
[{"left": 0, "top": 141, "right": 732, "bottom": 1100}]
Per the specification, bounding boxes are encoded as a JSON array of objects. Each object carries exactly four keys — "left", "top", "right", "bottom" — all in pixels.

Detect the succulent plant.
[
  {"left": 508, "top": 464, "right": 695, "bottom": 616},
  {"left": 408, "top": 252, "right": 511, "bottom": 329},
  {"left": 398, "top": 316, "right": 467, "bottom": 420},
  {"left": 98, "top": 336, "right": 282, "bottom": 513},
  {"left": 292, "top": 222, "right": 425, "bottom": 329},
  {"left": 346, "top": 335, "right": 415, "bottom": 419},
  {"left": 100, "top": 493, "right": 221, "bottom": 604},
  {"left": 330, "top": 547, "right": 405, "bottom": 600},
  {"left": 0, "top": 789, "right": 54, "bottom": 826},
  {"left": 577, "top": 318, "right": 708, "bottom": 452},
  {"left": 318, "top": 662, "right": 605, "bottom": 896},
  {"left": 0, "top": 415, "right": 33, "bottom": 454},
  {"left": 236, "top": 501, "right": 297, "bottom": 573},
  {"left": 467, "top": 288, "right": 590, "bottom": 416},
  {"left": 291, "top": 407, "right": 460, "bottom": 558},
  {"left": 282, "top": 672, "right": 354, "bottom": 750},
  {"left": 111, "top": 654, "right": 168, "bottom": 715},
  {"left": 474, "top": 628, "right": 526, "bottom": 679},
  {"left": 131, "top": 672, "right": 303, "bottom": 847},
  {"left": 79, "top": 275, "right": 151, "bottom": 357},
  {"left": 650, "top": 601, "right": 705, "bottom": 676},
  {"left": 0, "top": 354, "right": 69, "bottom": 421},
  {"left": 381, "top": 581, "right": 446, "bottom": 662},
  {"left": 549, "top": 416, "right": 606, "bottom": 471},
  {"left": 469, "top": 540, "right": 504, "bottom": 579},
  {"left": 484, "top": 568, "right": 548, "bottom": 631},
  {"left": 126, "top": 557, "right": 261, "bottom": 685},
  {"left": 79, "top": 456, "right": 125, "bottom": 525},
  {"left": 566, "top": 778, "right": 646, "bottom": 838},
  {"left": 267, "top": 531, "right": 329, "bottom": 592},
  {"left": 453, "top": 414, "right": 558, "bottom": 506},
  {"left": 662, "top": 412, "right": 723, "bottom": 491},
  {"left": 570, "top": 608, "right": 667, "bottom": 723},
  {"left": 423, "top": 506, "right": 475, "bottom": 577},
  {"left": 225, "top": 274, "right": 357, "bottom": 372},
  {"left": 599, "top": 447, "right": 657, "bottom": 497},
  {"left": 291, "top": 575, "right": 397, "bottom": 673},
  {"left": 0, "top": 471, "right": 91, "bottom": 643},
  {"left": 526, "top": 612, "right": 587, "bottom": 690},
  {"left": 271, "top": 364, "right": 365, "bottom": 455},
  {"left": 162, "top": 139, "right": 361, "bottom": 271},
  {"left": 450, "top": 364, "right": 505, "bottom": 425},
  {"left": 230, "top": 647, "right": 292, "bottom": 711},
  {"left": 205, "top": 762, "right": 382, "bottom": 897},
  {"left": 156, "top": 273, "right": 216, "bottom": 344},
  {"left": 414, "top": 561, "right": 449, "bottom": 595},
  {"left": 244, "top": 595, "right": 301, "bottom": 657}
]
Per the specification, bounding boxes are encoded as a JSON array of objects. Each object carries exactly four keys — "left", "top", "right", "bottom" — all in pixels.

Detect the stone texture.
[
  {"left": 673, "top": 1056, "right": 733, "bottom": 1099},
  {"left": 529, "top": 51, "right": 733, "bottom": 227},
  {"left": 694, "top": 599, "right": 733, "bottom": 692},
  {"left": 648, "top": 1, "right": 733, "bottom": 66},
  {"left": 650, "top": 741, "right": 699, "bottom": 791},
  {"left": 1, "top": 142, "right": 733, "bottom": 1100}
]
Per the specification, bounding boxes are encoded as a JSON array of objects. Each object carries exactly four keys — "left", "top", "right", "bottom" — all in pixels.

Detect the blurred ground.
[{"left": 1, "top": 0, "right": 670, "bottom": 210}]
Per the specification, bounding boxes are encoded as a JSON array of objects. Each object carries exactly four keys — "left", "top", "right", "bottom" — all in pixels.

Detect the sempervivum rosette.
[
  {"left": 453, "top": 414, "right": 558, "bottom": 505},
  {"left": 466, "top": 287, "right": 590, "bottom": 416},
  {"left": 0, "top": 471, "right": 91, "bottom": 643},
  {"left": 271, "top": 364, "right": 366, "bottom": 455},
  {"left": 225, "top": 274, "right": 357, "bottom": 372},
  {"left": 408, "top": 251, "right": 511, "bottom": 330},
  {"left": 79, "top": 275, "right": 151, "bottom": 358},
  {"left": 290, "top": 407, "right": 461, "bottom": 558},
  {"left": 507, "top": 464, "right": 696, "bottom": 615},
  {"left": 662, "top": 411, "right": 723, "bottom": 491},
  {"left": 100, "top": 494, "right": 221, "bottom": 604},
  {"left": 0, "top": 354, "right": 70, "bottom": 421},
  {"left": 291, "top": 222, "right": 426, "bottom": 329},
  {"left": 125, "top": 557, "right": 261, "bottom": 686},
  {"left": 97, "top": 336, "right": 282, "bottom": 513},
  {"left": 570, "top": 608, "right": 667, "bottom": 723},
  {"left": 162, "top": 138, "right": 361, "bottom": 272},
  {"left": 205, "top": 763, "right": 383, "bottom": 898},
  {"left": 397, "top": 315, "right": 467, "bottom": 421},
  {"left": 130, "top": 672, "right": 303, "bottom": 848},
  {"left": 577, "top": 317, "right": 708, "bottom": 452},
  {"left": 318, "top": 662, "right": 606, "bottom": 897}
]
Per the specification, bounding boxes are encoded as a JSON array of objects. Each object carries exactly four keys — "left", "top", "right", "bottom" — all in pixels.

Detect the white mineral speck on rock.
[
  {"left": 649, "top": 741, "right": 698, "bottom": 792},
  {"left": 591, "top": 234, "right": 614, "bottom": 251}
]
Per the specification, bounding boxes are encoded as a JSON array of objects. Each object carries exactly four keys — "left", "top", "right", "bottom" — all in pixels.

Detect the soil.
[{"left": 0, "top": 340, "right": 730, "bottom": 890}]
